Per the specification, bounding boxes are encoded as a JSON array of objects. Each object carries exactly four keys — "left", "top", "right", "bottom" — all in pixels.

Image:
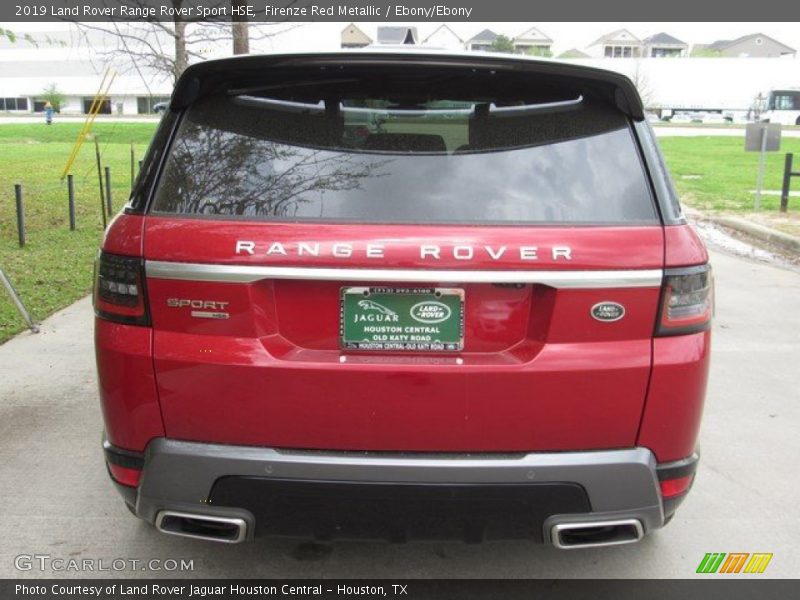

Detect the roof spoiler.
[{"left": 170, "top": 52, "right": 645, "bottom": 121}]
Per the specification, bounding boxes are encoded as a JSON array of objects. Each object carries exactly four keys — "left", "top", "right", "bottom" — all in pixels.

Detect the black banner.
[
  {"left": 3, "top": 0, "right": 800, "bottom": 22},
  {"left": 2, "top": 580, "right": 800, "bottom": 600}
]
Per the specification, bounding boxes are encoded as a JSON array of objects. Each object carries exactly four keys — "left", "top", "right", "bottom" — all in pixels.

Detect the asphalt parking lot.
[{"left": 0, "top": 247, "right": 798, "bottom": 579}]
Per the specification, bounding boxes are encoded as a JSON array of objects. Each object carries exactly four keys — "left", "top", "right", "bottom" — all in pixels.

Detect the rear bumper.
[{"left": 108, "top": 438, "right": 698, "bottom": 545}]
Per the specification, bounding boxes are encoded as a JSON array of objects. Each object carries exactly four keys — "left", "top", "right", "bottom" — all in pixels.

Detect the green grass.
[
  {"left": 658, "top": 136, "right": 800, "bottom": 212},
  {"left": 0, "top": 122, "right": 156, "bottom": 343},
  {"left": 1, "top": 125, "right": 799, "bottom": 343}
]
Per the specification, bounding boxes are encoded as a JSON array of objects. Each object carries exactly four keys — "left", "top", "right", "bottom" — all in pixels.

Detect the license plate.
[{"left": 340, "top": 287, "right": 464, "bottom": 352}]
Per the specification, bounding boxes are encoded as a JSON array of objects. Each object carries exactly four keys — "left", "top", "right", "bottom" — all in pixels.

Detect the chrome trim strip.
[
  {"left": 146, "top": 261, "right": 662, "bottom": 289},
  {"left": 155, "top": 510, "right": 247, "bottom": 544},
  {"left": 551, "top": 518, "right": 644, "bottom": 550}
]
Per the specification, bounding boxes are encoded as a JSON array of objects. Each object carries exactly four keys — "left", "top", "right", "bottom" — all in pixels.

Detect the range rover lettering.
[{"left": 94, "top": 52, "right": 712, "bottom": 548}]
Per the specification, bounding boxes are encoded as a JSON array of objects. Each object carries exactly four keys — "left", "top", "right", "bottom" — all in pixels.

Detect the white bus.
[{"left": 761, "top": 89, "right": 800, "bottom": 126}]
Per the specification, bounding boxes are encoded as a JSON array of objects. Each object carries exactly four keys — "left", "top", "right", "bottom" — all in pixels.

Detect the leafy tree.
[
  {"left": 527, "top": 47, "right": 553, "bottom": 58},
  {"left": 558, "top": 49, "right": 589, "bottom": 59},
  {"left": 0, "top": 28, "right": 61, "bottom": 47},
  {"left": 488, "top": 35, "right": 515, "bottom": 54},
  {"left": 691, "top": 47, "right": 722, "bottom": 58},
  {"left": 40, "top": 84, "right": 65, "bottom": 112}
]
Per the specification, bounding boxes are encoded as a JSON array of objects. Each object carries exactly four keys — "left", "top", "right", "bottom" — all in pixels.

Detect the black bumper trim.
[
  {"left": 103, "top": 438, "right": 145, "bottom": 470},
  {"left": 656, "top": 452, "right": 700, "bottom": 518},
  {"left": 209, "top": 476, "right": 592, "bottom": 542},
  {"left": 656, "top": 452, "right": 700, "bottom": 482}
]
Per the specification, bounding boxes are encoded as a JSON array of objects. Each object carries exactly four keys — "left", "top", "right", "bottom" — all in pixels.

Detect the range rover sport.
[{"left": 94, "top": 51, "right": 712, "bottom": 548}]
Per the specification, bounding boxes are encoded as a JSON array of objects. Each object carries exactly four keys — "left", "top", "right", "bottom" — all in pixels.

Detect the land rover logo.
[
  {"left": 591, "top": 302, "right": 625, "bottom": 322},
  {"left": 410, "top": 301, "right": 451, "bottom": 324}
]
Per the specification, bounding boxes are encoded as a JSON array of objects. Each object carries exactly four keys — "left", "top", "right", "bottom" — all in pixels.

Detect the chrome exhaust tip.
[
  {"left": 155, "top": 511, "right": 247, "bottom": 544},
  {"left": 551, "top": 518, "right": 644, "bottom": 549}
]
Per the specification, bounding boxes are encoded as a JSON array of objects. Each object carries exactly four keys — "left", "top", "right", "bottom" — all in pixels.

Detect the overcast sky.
[{"left": 7, "top": 21, "right": 800, "bottom": 55}]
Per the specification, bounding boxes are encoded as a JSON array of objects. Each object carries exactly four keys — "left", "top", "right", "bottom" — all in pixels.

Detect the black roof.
[
  {"left": 468, "top": 29, "right": 499, "bottom": 43},
  {"left": 644, "top": 32, "right": 687, "bottom": 46}
]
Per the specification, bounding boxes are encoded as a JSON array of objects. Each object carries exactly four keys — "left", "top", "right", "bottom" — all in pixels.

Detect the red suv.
[{"left": 94, "top": 52, "right": 712, "bottom": 548}]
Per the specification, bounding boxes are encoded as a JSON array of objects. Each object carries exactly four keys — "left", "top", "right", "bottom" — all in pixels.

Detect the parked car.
[
  {"left": 694, "top": 112, "right": 728, "bottom": 125},
  {"left": 95, "top": 52, "right": 712, "bottom": 548},
  {"left": 668, "top": 112, "right": 694, "bottom": 124},
  {"left": 152, "top": 101, "right": 168, "bottom": 114}
]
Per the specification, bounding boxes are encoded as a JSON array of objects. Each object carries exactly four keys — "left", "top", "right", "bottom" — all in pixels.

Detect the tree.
[
  {"left": 630, "top": 61, "right": 654, "bottom": 108},
  {"left": 488, "top": 35, "right": 515, "bottom": 54},
  {"left": 72, "top": 1, "right": 294, "bottom": 84},
  {"left": 691, "top": 47, "right": 722, "bottom": 58},
  {"left": 231, "top": 0, "right": 249, "bottom": 55},
  {"left": 526, "top": 47, "right": 553, "bottom": 58},
  {"left": 159, "top": 123, "right": 389, "bottom": 217},
  {"left": 40, "top": 84, "right": 66, "bottom": 112},
  {"left": 1, "top": 28, "right": 65, "bottom": 47}
]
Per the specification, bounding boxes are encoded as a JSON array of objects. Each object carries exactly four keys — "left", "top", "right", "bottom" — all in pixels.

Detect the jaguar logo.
[
  {"left": 591, "top": 301, "right": 625, "bottom": 322},
  {"left": 410, "top": 301, "right": 451, "bottom": 324},
  {"left": 357, "top": 299, "right": 398, "bottom": 317}
]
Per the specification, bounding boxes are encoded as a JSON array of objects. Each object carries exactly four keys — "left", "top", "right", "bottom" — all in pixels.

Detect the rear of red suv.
[{"left": 95, "top": 52, "right": 712, "bottom": 548}]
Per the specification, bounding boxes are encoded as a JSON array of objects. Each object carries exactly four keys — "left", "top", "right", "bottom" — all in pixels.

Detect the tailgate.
[{"left": 145, "top": 220, "right": 663, "bottom": 451}]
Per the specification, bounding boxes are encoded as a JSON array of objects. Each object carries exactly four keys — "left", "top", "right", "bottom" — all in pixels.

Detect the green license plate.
[{"left": 340, "top": 287, "right": 464, "bottom": 352}]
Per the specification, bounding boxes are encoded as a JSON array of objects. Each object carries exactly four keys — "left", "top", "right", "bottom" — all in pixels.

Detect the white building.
[
  {"left": 586, "top": 29, "right": 643, "bottom": 58},
  {"left": 512, "top": 27, "right": 553, "bottom": 56},
  {"left": 464, "top": 29, "right": 499, "bottom": 52},
  {"left": 644, "top": 33, "right": 689, "bottom": 58},
  {"left": 420, "top": 25, "right": 464, "bottom": 51},
  {"left": 0, "top": 28, "right": 172, "bottom": 115}
]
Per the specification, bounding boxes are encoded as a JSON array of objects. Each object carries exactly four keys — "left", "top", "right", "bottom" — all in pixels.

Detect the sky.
[{"left": 6, "top": 21, "right": 800, "bottom": 56}]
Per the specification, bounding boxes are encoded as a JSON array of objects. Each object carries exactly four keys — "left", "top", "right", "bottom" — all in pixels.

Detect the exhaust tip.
[
  {"left": 551, "top": 518, "right": 643, "bottom": 550},
  {"left": 155, "top": 511, "right": 247, "bottom": 544}
]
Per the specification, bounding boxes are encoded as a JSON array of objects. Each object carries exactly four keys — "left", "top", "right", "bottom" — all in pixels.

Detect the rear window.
[{"left": 151, "top": 92, "right": 657, "bottom": 225}]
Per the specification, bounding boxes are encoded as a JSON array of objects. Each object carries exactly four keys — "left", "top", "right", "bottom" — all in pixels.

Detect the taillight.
[
  {"left": 93, "top": 251, "right": 150, "bottom": 325},
  {"left": 656, "top": 265, "right": 713, "bottom": 336},
  {"left": 659, "top": 474, "right": 694, "bottom": 499},
  {"left": 108, "top": 463, "right": 142, "bottom": 488}
]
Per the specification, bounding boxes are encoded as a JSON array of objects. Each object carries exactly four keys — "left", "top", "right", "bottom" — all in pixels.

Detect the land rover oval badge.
[{"left": 591, "top": 302, "right": 625, "bottom": 322}]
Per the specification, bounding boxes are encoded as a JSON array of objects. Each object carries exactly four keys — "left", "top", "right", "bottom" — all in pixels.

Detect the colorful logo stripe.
[{"left": 697, "top": 553, "right": 772, "bottom": 574}]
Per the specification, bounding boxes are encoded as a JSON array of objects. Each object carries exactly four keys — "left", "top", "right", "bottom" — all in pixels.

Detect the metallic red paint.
[
  {"left": 664, "top": 224, "right": 708, "bottom": 267},
  {"left": 102, "top": 213, "right": 145, "bottom": 256},
  {"left": 637, "top": 330, "right": 712, "bottom": 462},
  {"left": 143, "top": 218, "right": 665, "bottom": 270},
  {"left": 95, "top": 319, "right": 164, "bottom": 451},
  {"left": 95, "top": 216, "right": 711, "bottom": 456},
  {"left": 139, "top": 217, "right": 664, "bottom": 451}
]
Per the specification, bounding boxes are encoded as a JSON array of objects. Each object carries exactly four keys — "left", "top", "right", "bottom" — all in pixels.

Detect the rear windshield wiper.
[{"left": 487, "top": 96, "right": 583, "bottom": 117}]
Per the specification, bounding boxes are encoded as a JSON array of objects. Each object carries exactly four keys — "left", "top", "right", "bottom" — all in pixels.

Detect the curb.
[{"left": 706, "top": 216, "right": 800, "bottom": 254}]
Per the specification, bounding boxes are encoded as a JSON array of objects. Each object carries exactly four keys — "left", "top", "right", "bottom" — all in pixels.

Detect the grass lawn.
[
  {"left": 658, "top": 136, "right": 800, "bottom": 212},
  {"left": 1, "top": 125, "right": 799, "bottom": 343},
  {"left": 0, "top": 122, "right": 156, "bottom": 343}
]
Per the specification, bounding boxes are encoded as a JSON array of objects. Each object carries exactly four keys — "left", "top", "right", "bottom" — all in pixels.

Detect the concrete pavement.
[{"left": 0, "top": 248, "right": 798, "bottom": 578}]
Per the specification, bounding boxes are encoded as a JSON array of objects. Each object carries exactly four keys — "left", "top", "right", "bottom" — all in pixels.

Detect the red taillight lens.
[
  {"left": 656, "top": 265, "right": 713, "bottom": 336},
  {"left": 108, "top": 463, "right": 142, "bottom": 488},
  {"left": 93, "top": 251, "right": 150, "bottom": 325},
  {"left": 660, "top": 474, "right": 694, "bottom": 498}
]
